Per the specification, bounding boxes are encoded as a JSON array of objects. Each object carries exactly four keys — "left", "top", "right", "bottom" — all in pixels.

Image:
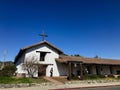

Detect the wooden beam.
[
  {"left": 36, "top": 51, "right": 51, "bottom": 53},
  {"left": 96, "top": 65, "right": 101, "bottom": 75},
  {"left": 110, "top": 65, "right": 113, "bottom": 74},
  {"left": 99, "top": 65, "right": 102, "bottom": 75},
  {"left": 80, "top": 63, "right": 83, "bottom": 80},
  {"left": 68, "top": 62, "right": 72, "bottom": 80}
]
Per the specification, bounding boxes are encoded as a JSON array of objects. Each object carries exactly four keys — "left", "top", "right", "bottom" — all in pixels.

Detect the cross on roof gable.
[{"left": 38, "top": 32, "right": 48, "bottom": 41}]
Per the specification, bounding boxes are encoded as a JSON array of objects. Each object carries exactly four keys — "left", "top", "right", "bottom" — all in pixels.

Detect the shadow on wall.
[{"left": 57, "top": 62, "right": 68, "bottom": 76}]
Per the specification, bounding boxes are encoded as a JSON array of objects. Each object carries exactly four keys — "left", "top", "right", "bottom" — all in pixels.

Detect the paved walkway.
[{"left": 43, "top": 77, "right": 63, "bottom": 85}]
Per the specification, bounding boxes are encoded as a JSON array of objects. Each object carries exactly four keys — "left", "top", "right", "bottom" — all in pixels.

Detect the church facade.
[
  {"left": 14, "top": 40, "right": 120, "bottom": 78},
  {"left": 14, "top": 41, "right": 64, "bottom": 77}
]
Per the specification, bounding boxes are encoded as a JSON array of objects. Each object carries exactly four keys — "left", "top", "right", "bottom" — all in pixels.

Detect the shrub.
[
  {"left": 83, "top": 75, "right": 105, "bottom": 80},
  {"left": 0, "top": 77, "right": 47, "bottom": 84},
  {"left": 117, "top": 75, "right": 120, "bottom": 78},
  {"left": 0, "top": 65, "right": 17, "bottom": 77},
  {"left": 72, "top": 76, "right": 79, "bottom": 80},
  {"left": 107, "top": 74, "right": 114, "bottom": 78}
]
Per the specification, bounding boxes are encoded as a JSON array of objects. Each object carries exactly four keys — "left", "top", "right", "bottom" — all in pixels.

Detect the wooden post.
[
  {"left": 96, "top": 65, "right": 101, "bottom": 75},
  {"left": 68, "top": 62, "right": 72, "bottom": 80},
  {"left": 80, "top": 63, "right": 83, "bottom": 80},
  {"left": 99, "top": 65, "right": 102, "bottom": 75},
  {"left": 110, "top": 65, "right": 113, "bottom": 74}
]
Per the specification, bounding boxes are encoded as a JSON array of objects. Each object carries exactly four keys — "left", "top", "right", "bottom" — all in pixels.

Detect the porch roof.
[{"left": 56, "top": 55, "right": 120, "bottom": 65}]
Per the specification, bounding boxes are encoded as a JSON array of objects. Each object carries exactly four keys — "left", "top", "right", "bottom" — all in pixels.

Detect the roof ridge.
[
  {"left": 21, "top": 40, "right": 64, "bottom": 53},
  {"left": 21, "top": 41, "right": 46, "bottom": 50},
  {"left": 59, "top": 55, "right": 120, "bottom": 61}
]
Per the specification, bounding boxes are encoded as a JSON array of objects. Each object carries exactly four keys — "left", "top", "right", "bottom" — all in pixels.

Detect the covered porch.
[{"left": 56, "top": 55, "right": 120, "bottom": 80}]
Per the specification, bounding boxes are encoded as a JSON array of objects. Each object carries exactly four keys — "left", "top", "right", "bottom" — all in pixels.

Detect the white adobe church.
[{"left": 14, "top": 32, "right": 120, "bottom": 79}]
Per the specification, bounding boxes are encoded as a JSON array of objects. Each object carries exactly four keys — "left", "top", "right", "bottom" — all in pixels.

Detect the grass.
[
  {"left": 0, "top": 77, "right": 47, "bottom": 84},
  {"left": 0, "top": 75, "right": 120, "bottom": 84},
  {"left": 82, "top": 75, "right": 105, "bottom": 80}
]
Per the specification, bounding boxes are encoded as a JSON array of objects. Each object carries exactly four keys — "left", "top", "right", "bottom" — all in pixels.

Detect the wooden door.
[{"left": 38, "top": 65, "right": 47, "bottom": 77}]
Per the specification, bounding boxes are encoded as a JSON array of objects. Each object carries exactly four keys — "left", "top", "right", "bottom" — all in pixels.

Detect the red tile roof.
[{"left": 56, "top": 55, "right": 120, "bottom": 65}]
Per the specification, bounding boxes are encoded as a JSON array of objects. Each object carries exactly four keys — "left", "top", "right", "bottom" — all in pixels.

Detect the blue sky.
[{"left": 0, "top": 0, "right": 120, "bottom": 61}]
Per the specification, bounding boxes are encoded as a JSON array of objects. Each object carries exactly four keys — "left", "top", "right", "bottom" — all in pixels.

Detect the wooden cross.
[{"left": 38, "top": 32, "right": 48, "bottom": 41}]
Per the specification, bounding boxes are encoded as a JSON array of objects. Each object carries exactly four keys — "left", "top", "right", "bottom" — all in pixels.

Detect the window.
[
  {"left": 36, "top": 51, "right": 50, "bottom": 61},
  {"left": 40, "top": 52, "right": 46, "bottom": 61}
]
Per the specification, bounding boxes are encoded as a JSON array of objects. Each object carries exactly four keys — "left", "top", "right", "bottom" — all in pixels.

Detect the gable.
[{"left": 14, "top": 41, "right": 63, "bottom": 64}]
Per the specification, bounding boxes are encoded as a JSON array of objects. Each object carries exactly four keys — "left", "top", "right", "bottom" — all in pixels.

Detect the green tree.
[
  {"left": 0, "top": 65, "right": 17, "bottom": 77},
  {"left": 74, "top": 54, "right": 82, "bottom": 57},
  {"left": 94, "top": 55, "right": 99, "bottom": 58},
  {"left": 22, "top": 57, "right": 40, "bottom": 78}
]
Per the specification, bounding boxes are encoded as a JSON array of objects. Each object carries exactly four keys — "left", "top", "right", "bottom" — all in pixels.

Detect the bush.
[
  {"left": 117, "top": 75, "right": 120, "bottom": 78},
  {"left": 83, "top": 75, "right": 105, "bottom": 80},
  {"left": 0, "top": 65, "right": 17, "bottom": 77},
  {"left": 72, "top": 76, "right": 79, "bottom": 80},
  {"left": 108, "top": 74, "right": 114, "bottom": 78},
  {"left": 0, "top": 77, "right": 47, "bottom": 84}
]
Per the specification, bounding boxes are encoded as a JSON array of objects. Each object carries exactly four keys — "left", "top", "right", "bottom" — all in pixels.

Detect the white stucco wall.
[
  {"left": 72, "top": 64, "right": 81, "bottom": 76},
  {"left": 16, "top": 52, "right": 26, "bottom": 74},
  {"left": 91, "top": 66, "right": 96, "bottom": 74},
  {"left": 57, "top": 62, "right": 68, "bottom": 76},
  {"left": 101, "top": 66, "right": 110, "bottom": 75},
  {"left": 112, "top": 66, "right": 120, "bottom": 74},
  {"left": 89, "top": 65, "right": 120, "bottom": 75},
  {"left": 16, "top": 43, "right": 60, "bottom": 77}
]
